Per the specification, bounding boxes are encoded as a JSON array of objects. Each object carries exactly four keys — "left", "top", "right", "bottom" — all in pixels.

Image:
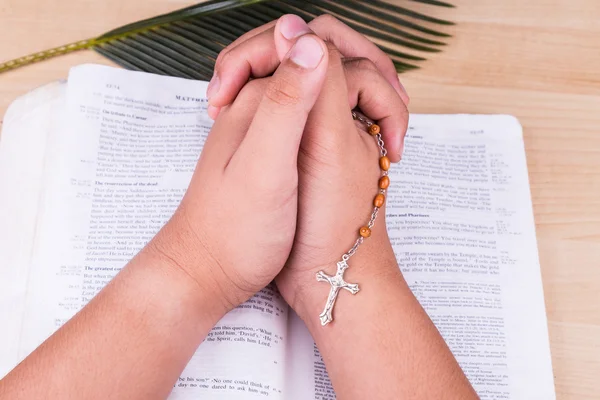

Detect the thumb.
[
  {"left": 273, "top": 14, "right": 310, "bottom": 62},
  {"left": 229, "top": 34, "right": 329, "bottom": 174}
]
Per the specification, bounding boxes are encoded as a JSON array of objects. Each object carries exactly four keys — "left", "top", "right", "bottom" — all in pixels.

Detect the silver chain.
[
  {"left": 340, "top": 111, "right": 388, "bottom": 262},
  {"left": 376, "top": 133, "right": 388, "bottom": 157},
  {"left": 351, "top": 111, "right": 371, "bottom": 126},
  {"left": 367, "top": 206, "right": 379, "bottom": 229},
  {"left": 342, "top": 237, "right": 364, "bottom": 261}
]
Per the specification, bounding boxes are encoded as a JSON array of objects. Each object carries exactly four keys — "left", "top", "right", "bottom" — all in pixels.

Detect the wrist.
[
  {"left": 147, "top": 209, "right": 254, "bottom": 316},
  {"left": 279, "top": 229, "right": 404, "bottom": 322},
  {"left": 294, "top": 251, "right": 407, "bottom": 334},
  {"left": 120, "top": 247, "right": 226, "bottom": 343}
]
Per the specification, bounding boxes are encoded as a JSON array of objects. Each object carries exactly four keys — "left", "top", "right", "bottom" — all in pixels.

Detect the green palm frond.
[{"left": 0, "top": 0, "right": 454, "bottom": 79}]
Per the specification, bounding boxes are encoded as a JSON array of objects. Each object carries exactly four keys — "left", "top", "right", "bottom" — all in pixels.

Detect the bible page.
[
  {"left": 391, "top": 114, "right": 555, "bottom": 399},
  {"left": 284, "top": 311, "right": 334, "bottom": 400},
  {"left": 0, "top": 82, "right": 66, "bottom": 377},
  {"left": 15, "top": 65, "right": 288, "bottom": 398},
  {"left": 284, "top": 114, "right": 555, "bottom": 400}
]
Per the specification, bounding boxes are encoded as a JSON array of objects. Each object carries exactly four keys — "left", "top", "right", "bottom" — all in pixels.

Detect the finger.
[
  {"left": 207, "top": 104, "right": 220, "bottom": 120},
  {"left": 208, "top": 15, "right": 311, "bottom": 108},
  {"left": 200, "top": 79, "right": 267, "bottom": 169},
  {"left": 308, "top": 14, "right": 409, "bottom": 105},
  {"left": 206, "top": 20, "right": 277, "bottom": 104},
  {"left": 210, "top": 13, "right": 410, "bottom": 113},
  {"left": 275, "top": 15, "right": 409, "bottom": 104},
  {"left": 228, "top": 34, "right": 328, "bottom": 178},
  {"left": 301, "top": 42, "right": 353, "bottom": 150},
  {"left": 344, "top": 58, "right": 409, "bottom": 162},
  {"left": 207, "top": 28, "right": 278, "bottom": 107}
]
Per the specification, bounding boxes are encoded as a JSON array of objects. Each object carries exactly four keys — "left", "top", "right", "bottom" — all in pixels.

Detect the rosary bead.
[
  {"left": 379, "top": 156, "right": 390, "bottom": 171},
  {"left": 359, "top": 226, "right": 372, "bottom": 238},
  {"left": 378, "top": 175, "right": 390, "bottom": 189},
  {"left": 368, "top": 124, "right": 381, "bottom": 135},
  {"left": 374, "top": 193, "right": 385, "bottom": 208}
]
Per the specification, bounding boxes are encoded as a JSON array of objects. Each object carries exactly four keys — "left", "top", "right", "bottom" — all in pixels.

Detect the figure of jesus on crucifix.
[{"left": 316, "top": 259, "right": 360, "bottom": 326}]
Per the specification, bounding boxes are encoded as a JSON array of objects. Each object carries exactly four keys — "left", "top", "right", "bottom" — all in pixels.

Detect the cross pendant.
[{"left": 316, "top": 260, "right": 360, "bottom": 326}]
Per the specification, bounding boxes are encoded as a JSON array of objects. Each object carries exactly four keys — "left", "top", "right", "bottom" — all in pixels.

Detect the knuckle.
[
  {"left": 230, "top": 79, "right": 268, "bottom": 115},
  {"left": 383, "top": 56, "right": 396, "bottom": 74},
  {"left": 244, "top": 79, "right": 268, "bottom": 94},
  {"left": 214, "top": 49, "right": 232, "bottom": 70},
  {"left": 345, "top": 61, "right": 381, "bottom": 85},
  {"left": 314, "top": 14, "right": 338, "bottom": 27},
  {"left": 234, "top": 81, "right": 264, "bottom": 108},
  {"left": 325, "top": 41, "right": 342, "bottom": 59},
  {"left": 237, "top": 79, "right": 267, "bottom": 103},
  {"left": 345, "top": 57, "right": 378, "bottom": 73},
  {"left": 264, "top": 77, "right": 302, "bottom": 107}
]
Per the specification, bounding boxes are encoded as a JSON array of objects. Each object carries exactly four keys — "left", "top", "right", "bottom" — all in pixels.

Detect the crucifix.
[{"left": 316, "top": 259, "right": 360, "bottom": 326}]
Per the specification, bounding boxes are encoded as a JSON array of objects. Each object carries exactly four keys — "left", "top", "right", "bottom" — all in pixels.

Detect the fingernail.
[
  {"left": 289, "top": 35, "right": 324, "bottom": 69},
  {"left": 207, "top": 74, "right": 220, "bottom": 100},
  {"left": 280, "top": 15, "right": 311, "bottom": 40}
]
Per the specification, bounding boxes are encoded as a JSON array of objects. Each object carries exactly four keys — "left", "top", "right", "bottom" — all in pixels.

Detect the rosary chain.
[
  {"left": 376, "top": 133, "right": 388, "bottom": 157},
  {"left": 315, "top": 111, "right": 391, "bottom": 326},
  {"left": 341, "top": 111, "right": 389, "bottom": 262},
  {"left": 342, "top": 237, "right": 364, "bottom": 261},
  {"left": 367, "top": 207, "right": 380, "bottom": 229}
]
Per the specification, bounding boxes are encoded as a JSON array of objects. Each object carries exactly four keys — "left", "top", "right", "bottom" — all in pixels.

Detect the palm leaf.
[{"left": 0, "top": 0, "right": 454, "bottom": 79}]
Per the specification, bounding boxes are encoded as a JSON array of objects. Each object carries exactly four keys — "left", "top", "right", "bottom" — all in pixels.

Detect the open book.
[{"left": 0, "top": 64, "right": 555, "bottom": 399}]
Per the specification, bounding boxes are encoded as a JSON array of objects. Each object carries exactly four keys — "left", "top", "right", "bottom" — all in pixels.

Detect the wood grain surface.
[{"left": 2, "top": 0, "right": 599, "bottom": 398}]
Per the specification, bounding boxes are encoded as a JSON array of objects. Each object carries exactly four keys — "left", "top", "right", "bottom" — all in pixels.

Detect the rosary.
[{"left": 317, "top": 111, "right": 390, "bottom": 326}]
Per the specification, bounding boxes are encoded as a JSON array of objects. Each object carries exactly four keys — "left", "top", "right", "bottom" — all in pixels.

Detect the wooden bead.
[
  {"left": 378, "top": 175, "right": 390, "bottom": 189},
  {"left": 368, "top": 124, "right": 381, "bottom": 135},
  {"left": 374, "top": 193, "right": 385, "bottom": 208},
  {"left": 379, "top": 156, "right": 390, "bottom": 171},
  {"left": 359, "top": 226, "right": 372, "bottom": 238}
]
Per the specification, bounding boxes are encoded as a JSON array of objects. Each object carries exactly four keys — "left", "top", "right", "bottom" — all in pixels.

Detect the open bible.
[{"left": 0, "top": 64, "right": 555, "bottom": 399}]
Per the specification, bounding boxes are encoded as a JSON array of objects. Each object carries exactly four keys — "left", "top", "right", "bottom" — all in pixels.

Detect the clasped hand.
[
  {"left": 150, "top": 14, "right": 409, "bottom": 316},
  {"left": 0, "top": 15, "right": 479, "bottom": 400}
]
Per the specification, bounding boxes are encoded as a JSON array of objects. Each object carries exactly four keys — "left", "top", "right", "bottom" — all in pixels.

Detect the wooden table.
[{"left": 1, "top": 0, "right": 599, "bottom": 398}]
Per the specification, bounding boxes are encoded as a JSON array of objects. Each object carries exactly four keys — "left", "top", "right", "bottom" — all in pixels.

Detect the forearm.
[
  {"left": 0, "top": 227, "right": 231, "bottom": 400},
  {"left": 293, "top": 239, "right": 478, "bottom": 400}
]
